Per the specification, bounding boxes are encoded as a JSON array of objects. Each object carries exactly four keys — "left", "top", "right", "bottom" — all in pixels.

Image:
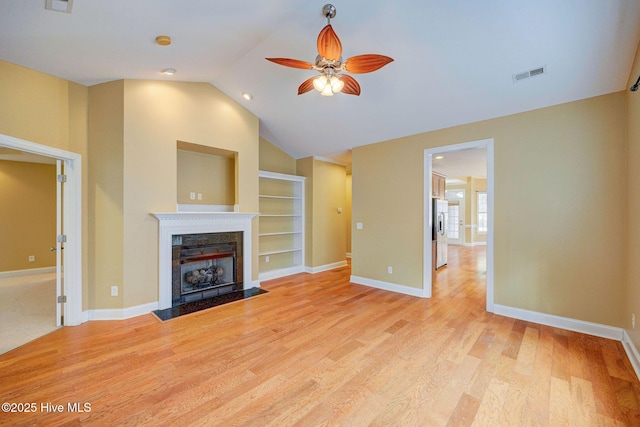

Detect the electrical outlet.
[
  {"left": 111, "top": 286, "right": 118, "bottom": 297},
  {"left": 189, "top": 192, "right": 196, "bottom": 200},
  {"left": 633, "top": 313, "right": 636, "bottom": 330},
  {"left": 28, "top": 255, "right": 35, "bottom": 262},
  {"left": 356, "top": 222, "right": 363, "bottom": 230},
  {"left": 388, "top": 266, "right": 393, "bottom": 274},
  {"left": 266, "top": 256, "right": 270, "bottom": 263}
]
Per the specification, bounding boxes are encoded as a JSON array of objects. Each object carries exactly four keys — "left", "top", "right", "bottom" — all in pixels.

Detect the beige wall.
[
  {"left": 258, "top": 140, "right": 352, "bottom": 263},
  {"left": 0, "top": 60, "right": 89, "bottom": 309},
  {"left": 2, "top": 62, "right": 260, "bottom": 311},
  {"left": 353, "top": 92, "right": 627, "bottom": 327},
  {"left": 296, "top": 157, "right": 347, "bottom": 268},
  {"left": 259, "top": 137, "right": 296, "bottom": 175},
  {"left": 626, "top": 42, "right": 640, "bottom": 353},
  {"left": 87, "top": 80, "right": 260, "bottom": 309},
  {"left": 88, "top": 80, "right": 125, "bottom": 309},
  {"left": 124, "top": 80, "right": 259, "bottom": 308},
  {"left": 312, "top": 159, "right": 347, "bottom": 267},
  {"left": 346, "top": 173, "right": 352, "bottom": 255},
  {"left": 296, "top": 157, "right": 314, "bottom": 267},
  {"left": 176, "top": 149, "right": 235, "bottom": 205},
  {"left": 0, "top": 160, "right": 56, "bottom": 271}
]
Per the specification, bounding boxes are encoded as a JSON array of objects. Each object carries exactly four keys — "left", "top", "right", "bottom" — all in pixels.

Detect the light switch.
[{"left": 356, "top": 222, "right": 363, "bottom": 230}]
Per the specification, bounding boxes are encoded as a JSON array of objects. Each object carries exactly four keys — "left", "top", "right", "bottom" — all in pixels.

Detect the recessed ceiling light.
[
  {"left": 435, "top": 155, "right": 444, "bottom": 160},
  {"left": 162, "top": 68, "right": 176, "bottom": 76},
  {"left": 242, "top": 92, "right": 253, "bottom": 101},
  {"left": 45, "top": 0, "right": 73, "bottom": 13}
]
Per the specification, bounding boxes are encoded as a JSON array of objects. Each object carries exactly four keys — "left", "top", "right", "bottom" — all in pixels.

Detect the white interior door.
[{"left": 55, "top": 160, "right": 63, "bottom": 326}]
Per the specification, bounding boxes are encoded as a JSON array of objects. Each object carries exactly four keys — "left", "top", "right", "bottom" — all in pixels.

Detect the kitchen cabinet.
[{"left": 432, "top": 172, "right": 446, "bottom": 200}]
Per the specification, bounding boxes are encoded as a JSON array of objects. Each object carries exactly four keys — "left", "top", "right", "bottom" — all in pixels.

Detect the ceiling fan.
[{"left": 266, "top": 4, "right": 393, "bottom": 96}]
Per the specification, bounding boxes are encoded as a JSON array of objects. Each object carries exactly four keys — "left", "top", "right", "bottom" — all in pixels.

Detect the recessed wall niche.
[{"left": 176, "top": 141, "right": 238, "bottom": 211}]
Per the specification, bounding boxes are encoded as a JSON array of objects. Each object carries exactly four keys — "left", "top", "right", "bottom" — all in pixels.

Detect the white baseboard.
[
  {"left": 622, "top": 330, "right": 640, "bottom": 381},
  {"left": 259, "top": 265, "right": 306, "bottom": 281},
  {"left": 493, "top": 304, "right": 623, "bottom": 341},
  {"left": 83, "top": 283, "right": 264, "bottom": 322},
  {"left": 464, "top": 242, "right": 487, "bottom": 247},
  {"left": 85, "top": 301, "right": 159, "bottom": 321},
  {"left": 0, "top": 266, "right": 56, "bottom": 278},
  {"left": 346, "top": 252, "right": 352, "bottom": 259},
  {"left": 305, "top": 260, "right": 348, "bottom": 274},
  {"left": 350, "top": 275, "right": 429, "bottom": 298}
]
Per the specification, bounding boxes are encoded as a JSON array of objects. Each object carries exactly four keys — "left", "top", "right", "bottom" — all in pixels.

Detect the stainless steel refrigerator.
[{"left": 433, "top": 199, "right": 448, "bottom": 269}]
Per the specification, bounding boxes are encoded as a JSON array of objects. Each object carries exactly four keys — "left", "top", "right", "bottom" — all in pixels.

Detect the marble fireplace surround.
[{"left": 152, "top": 212, "right": 259, "bottom": 310}]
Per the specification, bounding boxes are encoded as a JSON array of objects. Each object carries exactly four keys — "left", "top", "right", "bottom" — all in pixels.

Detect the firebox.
[{"left": 171, "top": 232, "right": 243, "bottom": 306}]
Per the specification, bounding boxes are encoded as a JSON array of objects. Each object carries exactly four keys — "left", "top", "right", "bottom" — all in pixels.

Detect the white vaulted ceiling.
[{"left": 1, "top": 0, "right": 639, "bottom": 161}]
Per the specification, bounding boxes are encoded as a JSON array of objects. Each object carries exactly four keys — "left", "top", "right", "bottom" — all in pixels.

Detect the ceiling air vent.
[
  {"left": 512, "top": 66, "right": 546, "bottom": 83},
  {"left": 45, "top": 0, "right": 73, "bottom": 13}
]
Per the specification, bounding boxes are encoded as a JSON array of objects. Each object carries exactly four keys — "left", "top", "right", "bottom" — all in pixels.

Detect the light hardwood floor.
[{"left": 1, "top": 246, "right": 639, "bottom": 426}]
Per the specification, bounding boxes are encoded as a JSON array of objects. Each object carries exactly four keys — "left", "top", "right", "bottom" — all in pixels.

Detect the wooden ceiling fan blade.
[
  {"left": 265, "top": 58, "right": 313, "bottom": 69},
  {"left": 344, "top": 54, "right": 394, "bottom": 74},
  {"left": 298, "top": 77, "right": 316, "bottom": 95},
  {"left": 340, "top": 75, "right": 361, "bottom": 96},
  {"left": 317, "top": 25, "right": 342, "bottom": 61}
]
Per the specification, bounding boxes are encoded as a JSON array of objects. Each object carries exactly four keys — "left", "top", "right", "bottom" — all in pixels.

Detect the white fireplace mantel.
[{"left": 152, "top": 212, "right": 259, "bottom": 309}]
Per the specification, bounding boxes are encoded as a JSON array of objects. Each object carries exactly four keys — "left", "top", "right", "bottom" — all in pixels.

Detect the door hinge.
[
  {"left": 57, "top": 234, "right": 67, "bottom": 243},
  {"left": 57, "top": 174, "right": 67, "bottom": 183},
  {"left": 57, "top": 295, "right": 67, "bottom": 303}
]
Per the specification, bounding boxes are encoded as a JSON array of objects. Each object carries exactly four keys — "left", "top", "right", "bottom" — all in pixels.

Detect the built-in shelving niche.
[
  {"left": 258, "top": 170, "right": 306, "bottom": 280},
  {"left": 176, "top": 141, "right": 238, "bottom": 212}
]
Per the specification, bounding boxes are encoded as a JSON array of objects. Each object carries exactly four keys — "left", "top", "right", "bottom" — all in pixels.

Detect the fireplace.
[
  {"left": 152, "top": 212, "right": 258, "bottom": 310},
  {"left": 172, "top": 232, "right": 242, "bottom": 305}
]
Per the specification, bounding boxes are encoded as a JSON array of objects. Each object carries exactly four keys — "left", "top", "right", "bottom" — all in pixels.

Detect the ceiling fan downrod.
[{"left": 322, "top": 4, "right": 336, "bottom": 24}]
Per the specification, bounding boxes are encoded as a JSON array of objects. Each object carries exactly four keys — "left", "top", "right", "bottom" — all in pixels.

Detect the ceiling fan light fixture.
[
  {"left": 320, "top": 85, "right": 334, "bottom": 96},
  {"left": 330, "top": 76, "right": 344, "bottom": 93},
  {"left": 313, "top": 75, "right": 328, "bottom": 92},
  {"left": 313, "top": 74, "right": 344, "bottom": 96},
  {"left": 266, "top": 4, "right": 393, "bottom": 96}
]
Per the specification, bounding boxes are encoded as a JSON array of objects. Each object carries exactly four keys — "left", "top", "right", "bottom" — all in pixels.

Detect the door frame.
[
  {"left": 423, "top": 138, "right": 494, "bottom": 313},
  {"left": 0, "top": 133, "right": 83, "bottom": 325}
]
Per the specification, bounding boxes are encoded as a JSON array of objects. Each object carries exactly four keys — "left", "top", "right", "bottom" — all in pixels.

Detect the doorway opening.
[
  {"left": 0, "top": 133, "right": 83, "bottom": 326},
  {"left": 423, "top": 139, "right": 494, "bottom": 312}
]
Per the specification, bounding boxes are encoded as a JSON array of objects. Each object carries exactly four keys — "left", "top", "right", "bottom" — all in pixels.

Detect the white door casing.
[
  {"left": 424, "top": 139, "right": 494, "bottom": 312},
  {"left": 0, "top": 134, "right": 83, "bottom": 325}
]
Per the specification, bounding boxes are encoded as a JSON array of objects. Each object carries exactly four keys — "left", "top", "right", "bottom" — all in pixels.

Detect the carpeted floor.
[{"left": 0, "top": 272, "right": 58, "bottom": 354}]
